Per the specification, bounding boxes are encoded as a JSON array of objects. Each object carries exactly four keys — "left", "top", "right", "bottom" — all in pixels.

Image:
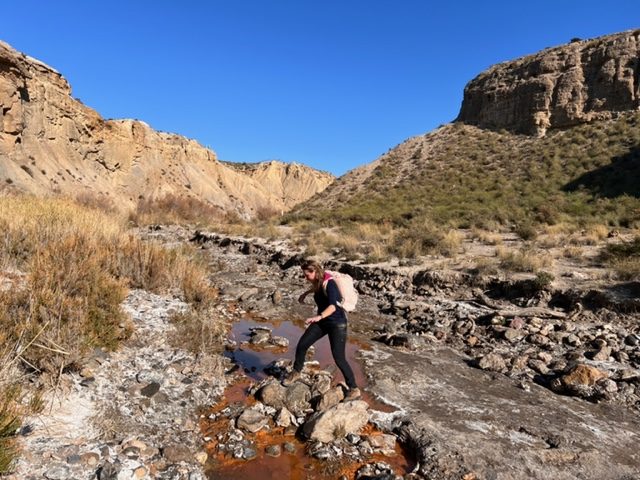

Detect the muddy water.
[{"left": 204, "top": 316, "right": 413, "bottom": 479}]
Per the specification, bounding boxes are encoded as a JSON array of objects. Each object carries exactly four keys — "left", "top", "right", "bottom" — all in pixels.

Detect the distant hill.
[
  {"left": 0, "top": 41, "right": 333, "bottom": 217},
  {"left": 289, "top": 30, "right": 640, "bottom": 230}
]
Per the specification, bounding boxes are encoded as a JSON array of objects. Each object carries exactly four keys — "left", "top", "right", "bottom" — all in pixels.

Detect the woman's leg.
[
  {"left": 293, "top": 323, "right": 325, "bottom": 372},
  {"left": 327, "top": 321, "right": 357, "bottom": 389}
]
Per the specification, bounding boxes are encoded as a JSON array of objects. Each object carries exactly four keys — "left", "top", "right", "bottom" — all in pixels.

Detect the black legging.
[{"left": 293, "top": 319, "right": 357, "bottom": 389}]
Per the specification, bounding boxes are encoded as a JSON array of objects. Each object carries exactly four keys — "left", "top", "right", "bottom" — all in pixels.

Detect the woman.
[{"left": 283, "top": 260, "right": 360, "bottom": 400}]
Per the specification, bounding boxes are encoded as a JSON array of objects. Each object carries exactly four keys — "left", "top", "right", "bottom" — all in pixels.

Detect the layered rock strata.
[
  {"left": 0, "top": 41, "right": 332, "bottom": 216},
  {"left": 457, "top": 30, "right": 640, "bottom": 135}
]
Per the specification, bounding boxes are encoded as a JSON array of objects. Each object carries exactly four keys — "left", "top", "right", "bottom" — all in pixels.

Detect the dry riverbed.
[{"left": 5, "top": 225, "right": 640, "bottom": 480}]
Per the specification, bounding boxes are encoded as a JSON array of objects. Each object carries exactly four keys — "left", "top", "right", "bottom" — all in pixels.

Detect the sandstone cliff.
[
  {"left": 223, "top": 160, "right": 334, "bottom": 213},
  {"left": 0, "top": 41, "right": 333, "bottom": 216},
  {"left": 457, "top": 29, "right": 640, "bottom": 135}
]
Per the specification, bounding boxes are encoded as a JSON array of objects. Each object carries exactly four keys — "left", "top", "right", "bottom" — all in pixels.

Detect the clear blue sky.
[{"left": 3, "top": 1, "right": 638, "bottom": 176}]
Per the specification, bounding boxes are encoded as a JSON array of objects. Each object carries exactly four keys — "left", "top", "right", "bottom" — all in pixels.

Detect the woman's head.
[{"left": 301, "top": 259, "right": 324, "bottom": 288}]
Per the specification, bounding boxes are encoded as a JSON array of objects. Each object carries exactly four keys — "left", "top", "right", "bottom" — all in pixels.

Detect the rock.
[
  {"left": 283, "top": 442, "right": 296, "bottom": 454},
  {"left": 555, "top": 364, "right": 608, "bottom": 394},
  {"left": 528, "top": 333, "right": 550, "bottom": 347},
  {"left": 356, "top": 461, "right": 394, "bottom": 479},
  {"left": 162, "top": 443, "right": 193, "bottom": 463},
  {"left": 477, "top": 353, "right": 507, "bottom": 372},
  {"left": 504, "top": 328, "right": 523, "bottom": 342},
  {"left": 313, "top": 374, "right": 332, "bottom": 395},
  {"left": 528, "top": 359, "right": 550, "bottom": 375},
  {"left": 285, "top": 382, "right": 312, "bottom": 416},
  {"left": 275, "top": 407, "right": 294, "bottom": 428},
  {"left": 133, "top": 466, "right": 147, "bottom": 478},
  {"left": 367, "top": 433, "right": 397, "bottom": 456},
  {"left": 457, "top": 30, "right": 640, "bottom": 136},
  {"left": 308, "top": 442, "right": 333, "bottom": 460},
  {"left": 592, "top": 346, "right": 612, "bottom": 361},
  {"left": 195, "top": 451, "right": 208, "bottom": 464},
  {"left": 265, "top": 444, "right": 281, "bottom": 457},
  {"left": 44, "top": 465, "right": 70, "bottom": 480},
  {"left": 242, "top": 447, "right": 257, "bottom": 460},
  {"left": 564, "top": 334, "right": 581, "bottom": 347},
  {"left": 270, "top": 335, "right": 289, "bottom": 347},
  {"left": 236, "top": 405, "right": 269, "bottom": 433},
  {"left": 537, "top": 352, "right": 553, "bottom": 364},
  {"left": 80, "top": 452, "right": 100, "bottom": 466},
  {"left": 271, "top": 291, "right": 282, "bottom": 304},
  {"left": 250, "top": 329, "right": 271, "bottom": 345},
  {"left": 302, "top": 400, "right": 369, "bottom": 442},
  {"left": 466, "top": 336, "right": 479, "bottom": 347},
  {"left": 121, "top": 446, "right": 140, "bottom": 459},
  {"left": 509, "top": 317, "right": 526, "bottom": 330},
  {"left": 98, "top": 461, "right": 120, "bottom": 480},
  {"left": 316, "top": 387, "right": 345, "bottom": 412},
  {"left": 140, "top": 382, "right": 161, "bottom": 398},
  {"left": 257, "top": 381, "right": 287, "bottom": 409}
]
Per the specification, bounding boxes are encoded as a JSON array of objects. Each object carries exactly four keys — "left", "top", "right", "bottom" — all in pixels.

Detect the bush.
[
  {"left": 0, "top": 196, "right": 224, "bottom": 375},
  {"left": 129, "top": 194, "right": 225, "bottom": 226},
  {"left": 533, "top": 271, "right": 555, "bottom": 290},
  {"left": 602, "top": 236, "right": 640, "bottom": 280}
]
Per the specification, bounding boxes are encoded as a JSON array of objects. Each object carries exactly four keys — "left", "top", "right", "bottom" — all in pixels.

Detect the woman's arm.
[
  {"left": 305, "top": 304, "right": 336, "bottom": 325},
  {"left": 305, "top": 280, "right": 339, "bottom": 324}
]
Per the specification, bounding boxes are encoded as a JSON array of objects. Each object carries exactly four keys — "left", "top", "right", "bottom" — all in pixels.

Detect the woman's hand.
[{"left": 305, "top": 315, "right": 322, "bottom": 326}]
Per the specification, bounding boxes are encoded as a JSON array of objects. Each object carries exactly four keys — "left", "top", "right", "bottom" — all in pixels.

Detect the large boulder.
[{"left": 302, "top": 400, "right": 369, "bottom": 443}]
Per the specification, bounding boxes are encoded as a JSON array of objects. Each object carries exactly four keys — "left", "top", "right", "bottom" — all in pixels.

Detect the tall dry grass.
[
  {"left": 0, "top": 195, "right": 224, "bottom": 471},
  {"left": 128, "top": 194, "right": 226, "bottom": 226},
  {"left": 496, "top": 246, "right": 552, "bottom": 272}
]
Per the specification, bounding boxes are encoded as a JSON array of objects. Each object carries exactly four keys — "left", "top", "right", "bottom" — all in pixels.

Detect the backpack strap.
[{"left": 321, "top": 271, "right": 332, "bottom": 297}]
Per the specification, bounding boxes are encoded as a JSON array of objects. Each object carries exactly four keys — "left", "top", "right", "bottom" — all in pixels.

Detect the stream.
[{"left": 202, "top": 315, "right": 415, "bottom": 479}]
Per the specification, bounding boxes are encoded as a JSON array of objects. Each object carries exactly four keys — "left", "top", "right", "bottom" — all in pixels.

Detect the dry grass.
[
  {"left": 0, "top": 195, "right": 226, "bottom": 471},
  {"left": 0, "top": 197, "right": 219, "bottom": 374},
  {"left": 535, "top": 235, "right": 564, "bottom": 249},
  {"left": 496, "top": 246, "right": 552, "bottom": 272},
  {"left": 471, "top": 228, "right": 503, "bottom": 245},
  {"left": 129, "top": 194, "right": 226, "bottom": 226},
  {"left": 0, "top": 386, "right": 21, "bottom": 473},
  {"left": 602, "top": 236, "right": 640, "bottom": 280},
  {"left": 470, "top": 257, "right": 499, "bottom": 276},
  {"left": 563, "top": 246, "right": 583, "bottom": 258}
]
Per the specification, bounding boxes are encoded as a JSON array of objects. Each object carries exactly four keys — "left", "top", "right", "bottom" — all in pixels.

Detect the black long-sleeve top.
[{"left": 313, "top": 279, "right": 347, "bottom": 322}]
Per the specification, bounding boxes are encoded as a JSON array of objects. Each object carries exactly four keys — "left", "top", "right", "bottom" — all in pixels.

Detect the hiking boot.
[
  {"left": 344, "top": 387, "right": 361, "bottom": 401},
  {"left": 282, "top": 369, "right": 301, "bottom": 386}
]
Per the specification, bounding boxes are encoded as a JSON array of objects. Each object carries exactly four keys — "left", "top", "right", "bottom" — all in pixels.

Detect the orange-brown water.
[{"left": 203, "top": 317, "right": 413, "bottom": 479}]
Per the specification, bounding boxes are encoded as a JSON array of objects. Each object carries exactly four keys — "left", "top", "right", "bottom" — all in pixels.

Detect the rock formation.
[
  {"left": 457, "top": 29, "right": 640, "bottom": 135},
  {"left": 0, "top": 41, "right": 333, "bottom": 216}
]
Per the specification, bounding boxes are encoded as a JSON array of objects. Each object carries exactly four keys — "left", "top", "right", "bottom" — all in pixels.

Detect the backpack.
[{"left": 323, "top": 270, "right": 358, "bottom": 312}]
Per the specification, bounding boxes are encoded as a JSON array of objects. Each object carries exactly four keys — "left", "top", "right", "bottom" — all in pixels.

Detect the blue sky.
[{"left": 3, "top": 1, "right": 638, "bottom": 176}]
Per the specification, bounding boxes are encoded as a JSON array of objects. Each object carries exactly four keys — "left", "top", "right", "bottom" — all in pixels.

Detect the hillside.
[
  {"left": 0, "top": 41, "right": 333, "bottom": 217},
  {"left": 289, "top": 30, "right": 640, "bottom": 230}
]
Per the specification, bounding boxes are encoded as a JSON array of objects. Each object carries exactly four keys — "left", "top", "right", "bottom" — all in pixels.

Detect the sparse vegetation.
[
  {"left": 286, "top": 112, "right": 640, "bottom": 233},
  {"left": 602, "top": 236, "right": 640, "bottom": 280},
  {"left": 496, "top": 246, "right": 552, "bottom": 272},
  {"left": 129, "top": 194, "right": 225, "bottom": 226},
  {"left": 0, "top": 195, "right": 226, "bottom": 470}
]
